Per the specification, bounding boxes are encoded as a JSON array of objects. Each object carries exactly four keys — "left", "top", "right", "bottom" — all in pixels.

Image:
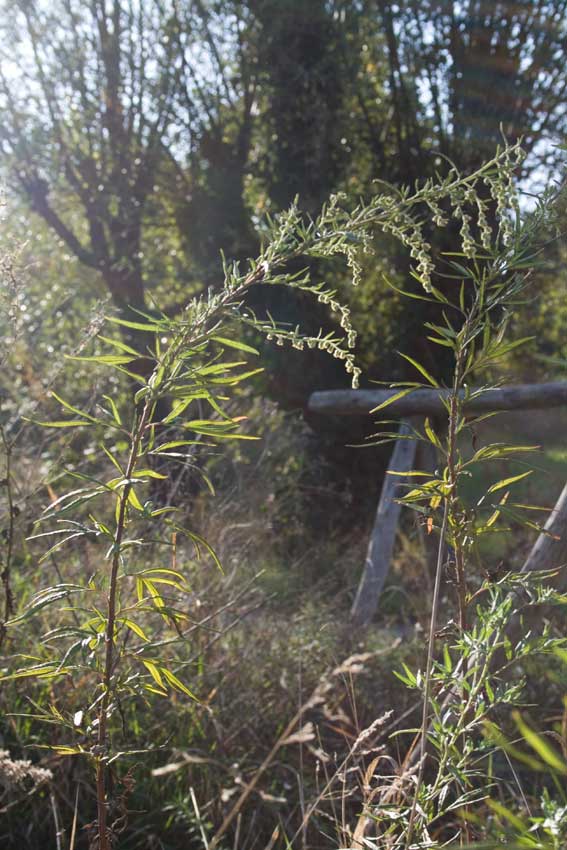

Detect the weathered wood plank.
[
  {"left": 309, "top": 382, "right": 567, "bottom": 417},
  {"left": 521, "top": 482, "right": 567, "bottom": 586},
  {"left": 351, "top": 418, "right": 420, "bottom": 627}
]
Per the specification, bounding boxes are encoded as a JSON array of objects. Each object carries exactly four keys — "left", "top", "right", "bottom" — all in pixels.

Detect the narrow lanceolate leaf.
[
  {"left": 120, "top": 618, "right": 150, "bottom": 642},
  {"left": 211, "top": 336, "right": 259, "bottom": 355},
  {"left": 370, "top": 387, "right": 417, "bottom": 413},
  {"left": 183, "top": 420, "right": 259, "bottom": 440},
  {"left": 162, "top": 398, "right": 196, "bottom": 424},
  {"left": 513, "top": 711, "right": 567, "bottom": 774},
  {"left": 101, "top": 445, "right": 125, "bottom": 474},
  {"left": 49, "top": 391, "right": 100, "bottom": 423},
  {"left": 160, "top": 668, "right": 197, "bottom": 700},
  {"left": 0, "top": 663, "right": 71, "bottom": 681},
  {"left": 196, "top": 360, "right": 247, "bottom": 375},
  {"left": 33, "top": 420, "right": 92, "bottom": 429},
  {"left": 7, "top": 585, "right": 86, "bottom": 624},
  {"left": 386, "top": 470, "right": 431, "bottom": 477},
  {"left": 131, "top": 469, "right": 168, "bottom": 480},
  {"left": 102, "top": 394, "right": 122, "bottom": 426},
  {"left": 486, "top": 799, "right": 528, "bottom": 832},
  {"left": 152, "top": 440, "right": 202, "bottom": 453},
  {"left": 485, "top": 492, "right": 509, "bottom": 528},
  {"left": 424, "top": 418, "right": 443, "bottom": 450},
  {"left": 142, "top": 659, "right": 165, "bottom": 689},
  {"left": 135, "top": 568, "right": 186, "bottom": 582},
  {"left": 383, "top": 275, "right": 436, "bottom": 303},
  {"left": 98, "top": 336, "right": 143, "bottom": 357},
  {"left": 487, "top": 471, "right": 532, "bottom": 494},
  {"left": 207, "top": 368, "right": 264, "bottom": 385},
  {"left": 66, "top": 354, "right": 136, "bottom": 365},
  {"left": 469, "top": 444, "right": 540, "bottom": 463},
  {"left": 397, "top": 352, "right": 439, "bottom": 387},
  {"left": 107, "top": 316, "right": 162, "bottom": 332},
  {"left": 427, "top": 336, "right": 454, "bottom": 348},
  {"left": 127, "top": 488, "right": 145, "bottom": 511},
  {"left": 38, "top": 532, "right": 87, "bottom": 563},
  {"left": 166, "top": 522, "right": 223, "bottom": 572}
]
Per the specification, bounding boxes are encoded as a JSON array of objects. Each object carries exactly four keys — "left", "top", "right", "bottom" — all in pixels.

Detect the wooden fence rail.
[
  {"left": 307, "top": 381, "right": 567, "bottom": 626},
  {"left": 309, "top": 381, "right": 567, "bottom": 418}
]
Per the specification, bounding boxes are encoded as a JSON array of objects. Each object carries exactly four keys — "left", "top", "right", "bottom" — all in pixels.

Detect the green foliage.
[
  {"left": 2, "top": 135, "right": 567, "bottom": 849},
  {"left": 338, "top": 149, "right": 567, "bottom": 848}
]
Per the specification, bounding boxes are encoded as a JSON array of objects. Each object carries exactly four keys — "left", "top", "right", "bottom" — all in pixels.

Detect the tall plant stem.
[
  {"left": 95, "top": 398, "right": 152, "bottom": 850},
  {"left": 405, "top": 342, "right": 467, "bottom": 848},
  {"left": 446, "top": 346, "right": 468, "bottom": 633},
  {"left": 0, "top": 426, "right": 15, "bottom": 649},
  {"left": 405, "top": 496, "right": 449, "bottom": 849}
]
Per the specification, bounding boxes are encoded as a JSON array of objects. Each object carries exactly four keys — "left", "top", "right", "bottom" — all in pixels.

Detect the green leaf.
[
  {"left": 424, "top": 418, "right": 442, "bottom": 450},
  {"left": 162, "top": 397, "right": 196, "bottom": 424},
  {"left": 427, "top": 336, "right": 454, "bottom": 348},
  {"left": 7, "top": 585, "right": 86, "bottom": 624},
  {"left": 196, "top": 361, "right": 247, "bottom": 376},
  {"left": 98, "top": 336, "right": 143, "bottom": 357},
  {"left": 160, "top": 667, "right": 197, "bottom": 700},
  {"left": 120, "top": 618, "right": 150, "bottom": 642},
  {"left": 50, "top": 392, "right": 100, "bottom": 423},
  {"left": 131, "top": 469, "right": 168, "bottom": 480},
  {"left": 34, "top": 420, "right": 92, "bottom": 429},
  {"left": 486, "top": 799, "right": 528, "bottom": 832},
  {"left": 107, "top": 317, "right": 161, "bottom": 332},
  {"left": 513, "top": 711, "right": 567, "bottom": 774},
  {"left": 67, "top": 354, "right": 136, "bottom": 365},
  {"left": 397, "top": 353, "right": 439, "bottom": 388},
  {"left": 142, "top": 659, "right": 165, "bottom": 688},
  {"left": 487, "top": 471, "right": 532, "bottom": 494},
  {"left": 101, "top": 445, "right": 125, "bottom": 474},
  {"left": 211, "top": 336, "right": 259, "bottom": 355},
  {"left": 102, "top": 395, "right": 122, "bottom": 426},
  {"left": 152, "top": 440, "right": 202, "bottom": 453},
  {"left": 383, "top": 275, "right": 436, "bottom": 303},
  {"left": 370, "top": 387, "right": 416, "bottom": 413},
  {"left": 166, "top": 522, "right": 223, "bottom": 572},
  {"left": 0, "top": 663, "right": 71, "bottom": 682},
  {"left": 127, "top": 488, "right": 144, "bottom": 511},
  {"left": 386, "top": 470, "right": 431, "bottom": 477},
  {"left": 469, "top": 444, "right": 540, "bottom": 464}
]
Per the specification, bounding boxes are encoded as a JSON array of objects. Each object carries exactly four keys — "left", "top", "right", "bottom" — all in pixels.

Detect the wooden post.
[
  {"left": 306, "top": 381, "right": 567, "bottom": 628},
  {"left": 491, "top": 481, "right": 567, "bottom": 669},
  {"left": 351, "top": 418, "right": 420, "bottom": 627},
  {"left": 521, "top": 482, "right": 567, "bottom": 587}
]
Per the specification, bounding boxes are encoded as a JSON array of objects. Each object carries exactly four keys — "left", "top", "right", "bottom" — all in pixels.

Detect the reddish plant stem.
[
  {"left": 95, "top": 399, "right": 152, "bottom": 850},
  {"left": 446, "top": 346, "right": 468, "bottom": 633},
  {"left": 0, "top": 428, "right": 15, "bottom": 650},
  {"left": 405, "top": 332, "right": 469, "bottom": 848}
]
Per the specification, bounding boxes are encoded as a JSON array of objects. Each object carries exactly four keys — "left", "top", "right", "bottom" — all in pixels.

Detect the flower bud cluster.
[
  {"left": 266, "top": 323, "right": 360, "bottom": 388},
  {"left": 484, "top": 146, "right": 524, "bottom": 246},
  {"left": 380, "top": 211, "right": 434, "bottom": 292},
  {"left": 426, "top": 198, "right": 448, "bottom": 227},
  {"left": 346, "top": 246, "right": 363, "bottom": 287},
  {"left": 264, "top": 204, "right": 302, "bottom": 259},
  {"left": 453, "top": 201, "right": 475, "bottom": 258},
  {"left": 475, "top": 196, "right": 492, "bottom": 250},
  {"left": 316, "top": 287, "right": 356, "bottom": 344}
]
